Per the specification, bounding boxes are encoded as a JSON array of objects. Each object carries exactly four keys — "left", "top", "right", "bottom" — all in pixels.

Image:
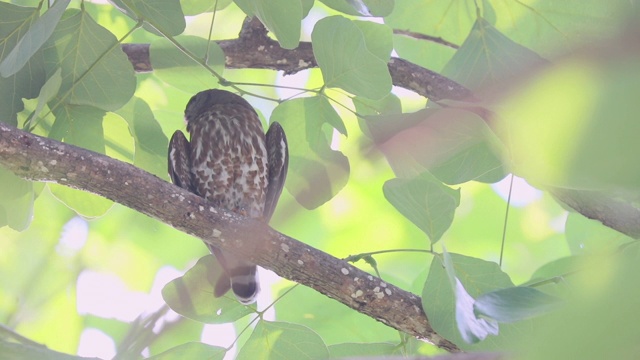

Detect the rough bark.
[
  {"left": 0, "top": 122, "right": 461, "bottom": 353},
  {"left": 122, "top": 17, "right": 473, "bottom": 102}
]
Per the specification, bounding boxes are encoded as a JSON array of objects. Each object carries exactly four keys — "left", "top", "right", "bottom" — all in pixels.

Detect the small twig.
[{"left": 393, "top": 29, "right": 460, "bottom": 49}]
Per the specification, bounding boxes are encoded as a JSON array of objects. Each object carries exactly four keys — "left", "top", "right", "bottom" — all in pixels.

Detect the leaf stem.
[
  {"left": 345, "top": 248, "right": 437, "bottom": 261},
  {"left": 499, "top": 174, "right": 514, "bottom": 268}
]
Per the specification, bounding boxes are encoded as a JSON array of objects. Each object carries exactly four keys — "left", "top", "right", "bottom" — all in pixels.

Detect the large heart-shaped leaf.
[
  {"left": 271, "top": 97, "right": 349, "bottom": 209},
  {"left": 312, "top": 16, "right": 392, "bottom": 100}
]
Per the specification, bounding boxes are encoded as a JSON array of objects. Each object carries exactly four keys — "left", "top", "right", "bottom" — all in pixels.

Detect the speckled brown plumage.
[{"left": 168, "top": 89, "right": 288, "bottom": 304}]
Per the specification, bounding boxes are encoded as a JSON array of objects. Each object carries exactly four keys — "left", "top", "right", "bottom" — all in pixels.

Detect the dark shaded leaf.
[
  {"left": 0, "top": 3, "right": 46, "bottom": 125},
  {"left": 116, "top": 97, "right": 169, "bottom": 179},
  {"left": 0, "top": 0, "right": 70, "bottom": 77},
  {"left": 271, "top": 97, "right": 349, "bottom": 209},
  {"left": 162, "top": 255, "right": 254, "bottom": 324},
  {"left": 423, "top": 252, "right": 515, "bottom": 349},
  {"left": 474, "top": 286, "right": 562, "bottom": 323},
  {"left": 365, "top": 107, "right": 506, "bottom": 183}
]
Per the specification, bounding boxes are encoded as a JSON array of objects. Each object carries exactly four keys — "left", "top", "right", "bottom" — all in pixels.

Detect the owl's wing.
[
  {"left": 169, "top": 130, "right": 241, "bottom": 300},
  {"left": 263, "top": 122, "right": 289, "bottom": 223},
  {"left": 168, "top": 130, "right": 194, "bottom": 192}
]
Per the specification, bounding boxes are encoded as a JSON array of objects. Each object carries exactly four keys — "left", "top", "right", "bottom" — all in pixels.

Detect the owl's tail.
[{"left": 211, "top": 246, "right": 259, "bottom": 305}]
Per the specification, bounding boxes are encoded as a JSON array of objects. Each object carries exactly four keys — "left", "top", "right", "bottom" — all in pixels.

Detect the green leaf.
[
  {"left": 27, "top": 68, "right": 62, "bottom": 128},
  {"left": 365, "top": 107, "right": 506, "bottom": 183},
  {"left": 0, "top": 0, "right": 70, "bottom": 77},
  {"left": 383, "top": 0, "right": 466, "bottom": 72},
  {"left": 383, "top": 173, "right": 460, "bottom": 243},
  {"left": 328, "top": 342, "right": 399, "bottom": 357},
  {"left": 522, "top": 256, "right": 584, "bottom": 299},
  {"left": 236, "top": 320, "right": 329, "bottom": 360},
  {"left": 43, "top": 9, "right": 136, "bottom": 111},
  {"left": 0, "top": 3, "right": 46, "bottom": 125},
  {"left": 423, "top": 253, "right": 515, "bottom": 349},
  {"left": 320, "top": 0, "right": 395, "bottom": 16},
  {"left": 111, "top": 0, "right": 185, "bottom": 36},
  {"left": 50, "top": 105, "right": 106, "bottom": 153},
  {"left": 271, "top": 97, "right": 349, "bottom": 209},
  {"left": 353, "top": 20, "right": 393, "bottom": 62},
  {"left": 150, "top": 36, "right": 225, "bottom": 93},
  {"left": 474, "top": 287, "right": 562, "bottom": 323},
  {"left": 47, "top": 105, "right": 114, "bottom": 218},
  {"left": 234, "top": 0, "right": 303, "bottom": 49},
  {"left": 353, "top": 93, "right": 401, "bottom": 117},
  {"left": 527, "top": 257, "right": 581, "bottom": 284},
  {"left": 312, "top": 16, "right": 392, "bottom": 100},
  {"left": 440, "top": 248, "right": 499, "bottom": 344},
  {"left": 49, "top": 184, "right": 114, "bottom": 218},
  {"left": 116, "top": 97, "right": 169, "bottom": 179},
  {"left": 354, "top": 93, "right": 402, "bottom": 139},
  {"left": 565, "top": 212, "right": 635, "bottom": 254},
  {"left": 273, "top": 285, "right": 398, "bottom": 345},
  {"left": 180, "top": 0, "right": 233, "bottom": 15},
  {"left": 148, "top": 342, "right": 226, "bottom": 360},
  {"left": 442, "top": 17, "right": 547, "bottom": 91},
  {"left": 161, "top": 255, "right": 254, "bottom": 324},
  {"left": 0, "top": 167, "right": 34, "bottom": 231}
]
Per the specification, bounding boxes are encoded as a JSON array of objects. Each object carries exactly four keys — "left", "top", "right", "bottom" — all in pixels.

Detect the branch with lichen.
[{"left": 0, "top": 122, "right": 461, "bottom": 352}]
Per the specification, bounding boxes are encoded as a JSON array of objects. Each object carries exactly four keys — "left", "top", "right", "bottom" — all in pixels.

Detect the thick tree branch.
[
  {"left": 122, "top": 17, "right": 473, "bottom": 101},
  {"left": 0, "top": 122, "right": 460, "bottom": 353},
  {"left": 551, "top": 189, "right": 640, "bottom": 239}
]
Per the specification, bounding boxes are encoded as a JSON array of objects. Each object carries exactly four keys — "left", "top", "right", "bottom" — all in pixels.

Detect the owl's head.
[{"left": 184, "top": 89, "right": 255, "bottom": 123}]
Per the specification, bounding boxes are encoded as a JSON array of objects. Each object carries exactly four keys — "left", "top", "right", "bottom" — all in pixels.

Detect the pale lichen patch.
[
  {"left": 341, "top": 268, "right": 349, "bottom": 275},
  {"left": 280, "top": 243, "right": 290, "bottom": 252},
  {"left": 36, "top": 161, "right": 48, "bottom": 173},
  {"left": 385, "top": 288, "right": 392, "bottom": 296},
  {"left": 212, "top": 229, "right": 222, "bottom": 238},
  {"left": 297, "top": 260, "right": 304, "bottom": 265}
]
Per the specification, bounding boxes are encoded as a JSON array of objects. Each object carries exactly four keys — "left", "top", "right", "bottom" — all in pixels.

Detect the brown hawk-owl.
[{"left": 168, "top": 89, "right": 288, "bottom": 304}]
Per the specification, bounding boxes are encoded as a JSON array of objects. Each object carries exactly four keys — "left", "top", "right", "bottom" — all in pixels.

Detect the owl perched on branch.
[{"left": 168, "top": 89, "right": 289, "bottom": 304}]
